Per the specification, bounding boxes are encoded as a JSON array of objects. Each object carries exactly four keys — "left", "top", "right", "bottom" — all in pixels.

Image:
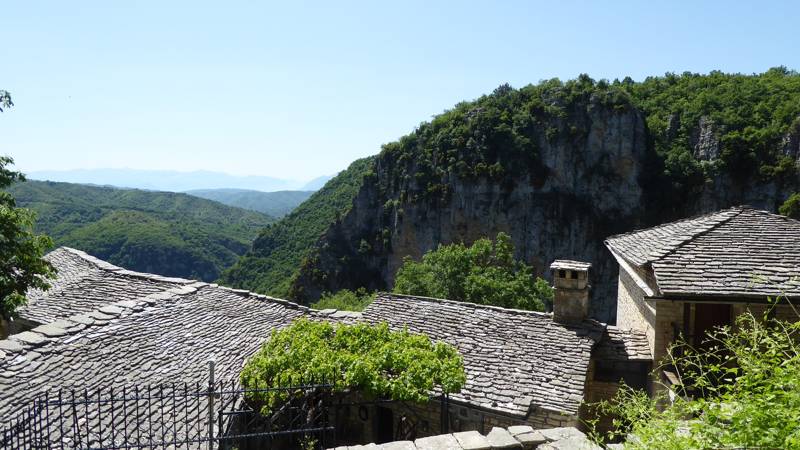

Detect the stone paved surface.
[
  {"left": 330, "top": 426, "right": 600, "bottom": 450},
  {"left": 606, "top": 207, "right": 800, "bottom": 300},
  {"left": 358, "top": 293, "right": 605, "bottom": 417}
]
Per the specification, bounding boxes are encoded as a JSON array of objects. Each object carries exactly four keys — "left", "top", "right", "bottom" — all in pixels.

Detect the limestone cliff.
[
  {"left": 231, "top": 72, "right": 800, "bottom": 323},
  {"left": 289, "top": 92, "right": 799, "bottom": 322}
]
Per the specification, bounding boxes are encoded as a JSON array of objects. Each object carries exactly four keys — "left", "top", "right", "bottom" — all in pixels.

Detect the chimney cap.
[{"left": 550, "top": 260, "right": 592, "bottom": 271}]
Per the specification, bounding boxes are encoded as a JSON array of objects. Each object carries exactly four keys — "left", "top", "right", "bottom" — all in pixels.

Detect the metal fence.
[{"left": 1, "top": 362, "right": 334, "bottom": 450}]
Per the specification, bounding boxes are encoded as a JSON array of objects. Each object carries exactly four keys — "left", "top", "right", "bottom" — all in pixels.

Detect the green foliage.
[
  {"left": 311, "top": 288, "right": 375, "bottom": 311},
  {"left": 588, "top": 306, "right": 800, "bottom": 449},
  {"left": 622, "top": 68, "right": 800, "bottom": 187},
  {"left": 240, "top": 319, "right": 466, "bottom": 415},
  {"left": 185, "top": 189, "right": 314, "bottom": 218},
  {"left": 9, "top": 180, "right": 273, "bottom": 281},
  {"left": 393, "top": 232, "right": 552, "bottom": 311},
  {"left": 0, "top": 157, "right": 55, "bottom": 318},
  {"left": 377, "top": 77, "right": 631, "bottom": 203},
  {"left": 780, "top": 192, "right": 800, "bottom": 219},
  {"left": 221, "top": 157, "right": 375, "bottom": 297}
]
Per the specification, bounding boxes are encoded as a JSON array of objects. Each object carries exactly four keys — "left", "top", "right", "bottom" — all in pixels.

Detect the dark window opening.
[
  {"left": 559, "top": 270, "right": 566, "bottom": 278},
  {"left": 570, "top": 271, "right": 578, "bottom": 279},
  {"left": 375, "top": 406, "right": 394, "bottom": 444},
  {"left": 594, "top": 361, "right": 650, "bottom": 390}
]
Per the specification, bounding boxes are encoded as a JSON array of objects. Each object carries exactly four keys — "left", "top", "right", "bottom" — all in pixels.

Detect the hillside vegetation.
[
  {"left": 185, "top": 189, "right": 313, "bottom": 218},
  {"left": 226, "top": 69, "right": 800, "bottom": 304},
  {"left": 9, "top": 180, "right": 273, "bottom": 281},
  {"left": 219, "top": 157, "right": 374, "bottom": 296}
]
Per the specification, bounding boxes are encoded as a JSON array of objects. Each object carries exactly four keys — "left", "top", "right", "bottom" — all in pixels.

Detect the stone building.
[{"left": 605, "top": 206, "right": 800, "bottom": 391}]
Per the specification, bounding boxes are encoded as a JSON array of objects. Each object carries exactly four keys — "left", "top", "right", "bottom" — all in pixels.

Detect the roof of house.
[
  {"left": 592, "top": 326, "right": 652, "bottom": 362},
  {"left": 605, "top": 207, "right": 800, "bottom": 299},
  {"left": 357, "top": 293, "right": 606, "bottom": 417},
  {"left": 0, "top": 248, "right": 309, "bottom": 423}
]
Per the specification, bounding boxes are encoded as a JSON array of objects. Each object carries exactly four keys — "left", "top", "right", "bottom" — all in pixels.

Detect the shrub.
[
  {"left": 240, "top": 319, "right": 466, "bottom": 415},
  {"left": 587, "top": 302, "right": 800, "bottom": 449},
  {"left": 310, "top": 288, "right": 375, "bottom": 311}
]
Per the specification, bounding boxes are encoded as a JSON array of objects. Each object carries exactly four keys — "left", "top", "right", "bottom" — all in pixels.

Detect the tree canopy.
[
  {"left": 393, "top": 232, "right": 553, "bottom": 311},
  {"left": 780, "top": 192, "right": 800, "bottom": 219},
  {"left": 0, "top": 156, "right": 55, "bottom": 318},
  {"left": 240, "top": 319, "right": 465, "bottom": 414},
  {"left": 310, "top": 288, "right": 375, "bottom": 311}
]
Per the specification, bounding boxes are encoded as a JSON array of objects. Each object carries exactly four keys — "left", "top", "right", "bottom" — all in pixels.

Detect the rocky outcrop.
[
  {"left": 691, "top": 116, "right": 721, "bottom": 161},
  {"left": 289, "top": 102, "right": 800, "bottom": 323}
]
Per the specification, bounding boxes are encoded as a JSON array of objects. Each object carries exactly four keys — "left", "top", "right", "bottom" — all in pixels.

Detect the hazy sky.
[{"left": 2, "top": 1, "right": 799, "bottom": 181}]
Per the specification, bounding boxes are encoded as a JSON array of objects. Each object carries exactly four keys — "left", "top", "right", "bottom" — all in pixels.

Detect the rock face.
[{"left": 290, "top": 100, "right": 800, "bottom": 323}]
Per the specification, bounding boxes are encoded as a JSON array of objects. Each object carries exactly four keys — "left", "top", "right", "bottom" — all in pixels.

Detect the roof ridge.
[
  {"left": 61, "top": 247, "right": 196, "bottom": 285},
  {"left": 57, "top": 247, "right": 312, "bottom": 312},
  {"left": 374, "top": 292, "right": 607, "bottom": 333},
  {"left": 649, "top": 206, "right": 744, "bottom": 264}
]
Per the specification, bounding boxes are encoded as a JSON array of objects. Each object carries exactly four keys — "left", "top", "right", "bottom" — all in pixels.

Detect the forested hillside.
[
  {"left": 9, "top": 180, "right": 273, "bottom": 281},
  {"left": 224, "top": 69, "right": 800, "bottom": 320},
  {"left": 185, "top": 189, "right": 313, "bottom": 218},
  {"left": 219, "top": 157, "right": 374, "bottom": 295}
]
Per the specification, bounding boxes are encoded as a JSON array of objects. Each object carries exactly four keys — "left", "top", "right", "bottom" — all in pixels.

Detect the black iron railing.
[{"left": 1, "top": 362, "right": 334, "bottom": 450}]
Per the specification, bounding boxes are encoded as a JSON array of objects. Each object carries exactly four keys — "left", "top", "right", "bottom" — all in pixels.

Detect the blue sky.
[{"left": 2, "top": 1, "right": 799, "bottom": 181}]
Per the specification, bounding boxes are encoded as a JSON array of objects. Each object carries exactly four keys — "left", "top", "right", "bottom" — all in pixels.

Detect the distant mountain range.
[
  {"left": 27, "top": 168, "right": 333, "bottom": 192},
  {"left": 185, "top": 189, "right": 314, "bottom": 218}
]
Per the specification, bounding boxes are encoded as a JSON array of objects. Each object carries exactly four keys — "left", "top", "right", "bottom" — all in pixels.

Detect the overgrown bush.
[
  {"left": 310, "top": 288, "right": 375, "bottom": 311},
  {"left": 587, "top": 301, "right": 800, "bottom": 449},
  {"left": 240, "top": 319, "right": 465, "bottom": 415},
  {"left": 393, "top": 232, "right": 553, "bottom": 311},
  {"left": 780, "top": 192, "right": 800, "bottom": 219}
]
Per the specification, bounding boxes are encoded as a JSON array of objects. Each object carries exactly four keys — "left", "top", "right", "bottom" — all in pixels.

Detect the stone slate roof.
[
  {"left": 0, "top": 248, "right": 309, "bottom": 427},
  {"left": 360, "top": 293, "right": 605, "bottom": 417},
  {"left": 606, "top": 207, "right": 800, "bottom": 299},
  {"left": 549, "top": 260, "right": 592, "bottom": 271},
  {"left": 19, "top": 248, "right": 185, "bottom": 326},
  {"left": 605, "top": 207, "right": 740, "bottom": 267},
  {"left": 592, "top": 326, "right": 651, "bottom": 361}
]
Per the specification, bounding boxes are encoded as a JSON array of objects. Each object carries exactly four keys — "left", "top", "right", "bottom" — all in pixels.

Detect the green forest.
[
  {"left": 9, "top": 180, "right": 274, "bottom": 281},
  {"left": 185, "top": 189, "right": 314, "bottom": 218},
  {"left": 219, "top": 157, "right": 374, "bottom": 295},
  {"left": 226, "top": 69, "right": 800, "bottom": 300}
]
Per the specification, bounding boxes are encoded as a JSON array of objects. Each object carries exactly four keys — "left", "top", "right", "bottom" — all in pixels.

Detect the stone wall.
[
  {"left": 615, "top": 269, "right": 656, "bottom": 354},
  {"left": 329, "top": 425, "right": 600, "bottom": 450},
  {"left": 329, "top": 394, "right": 580, "bottom": 448}
]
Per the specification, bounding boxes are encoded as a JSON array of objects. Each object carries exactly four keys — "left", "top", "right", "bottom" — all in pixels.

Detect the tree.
[
  {"left": 240, "top": 319, "right": 465, "bottom": 415},
  {"left": 1, "top": 103, "right": 56, "bottom": 318},
  {"left": 779, "top": 192, "right": 800, "bottom": 219},
  {"left": 393, "top": 232, "right": 553, "bottom": 311}
]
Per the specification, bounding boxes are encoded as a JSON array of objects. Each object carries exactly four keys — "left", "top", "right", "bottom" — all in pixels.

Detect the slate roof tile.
[
  {"left": 606, "top": 207, "right": 800, "bottom": 299},
  {"left": 361, "top": 293, "right": 605, "bottom": 417}
]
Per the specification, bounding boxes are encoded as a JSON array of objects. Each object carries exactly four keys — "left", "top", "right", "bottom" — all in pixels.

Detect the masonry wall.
[
  {"left": 615, "top": 269, "right": 656, "bottom": 354},
  {"left": 329, "top": 393, "right": 579, "bottom": 446}
]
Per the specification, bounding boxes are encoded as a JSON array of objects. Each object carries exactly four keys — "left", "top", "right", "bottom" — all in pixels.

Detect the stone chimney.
[{"left": 550, "top": 260, "right": 592, "bottom": 323}]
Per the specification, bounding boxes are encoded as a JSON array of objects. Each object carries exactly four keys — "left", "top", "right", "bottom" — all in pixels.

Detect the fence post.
[{"left": 207, "top": 359, "right": 216, "bottom": 450}]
